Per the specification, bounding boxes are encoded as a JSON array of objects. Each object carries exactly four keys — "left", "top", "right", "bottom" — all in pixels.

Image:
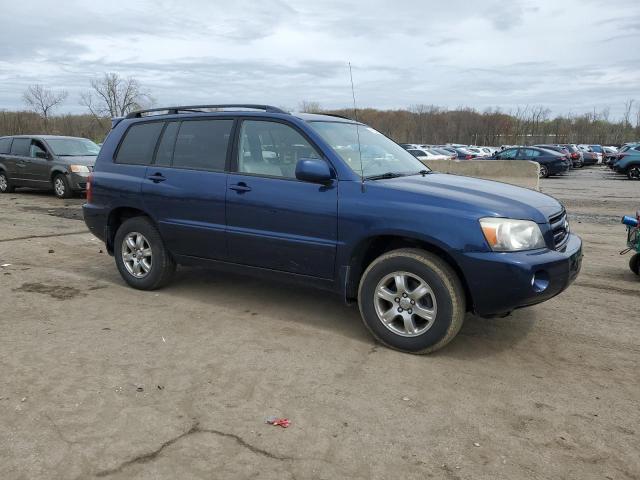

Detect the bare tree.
[
  {"left": 299, "top": 101, "right": 322, "bottom": 113},
  {"left": 80, "top": 72, "right": 153, "bottom": 118},
  {"left": 622, "top": 99, "right": 635, "bottom": 127},
  {"left": 23, "top": 85, "right": 68, "bottom": 124}
]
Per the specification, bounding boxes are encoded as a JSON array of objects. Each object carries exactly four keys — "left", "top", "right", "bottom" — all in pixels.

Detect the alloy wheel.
[
  {"left": 629, "top": 167, "right": 640, "bottom": 180},
  {"left": 374, "top": 271, "right": 437, "bottom": 337},
  {"left": 0, "top": 174, "right": 7, "bottom": 192},
  {"left": 54, "top": 177, "right": 66, "bottom": 197},
  {"left": 121, "top": 232, "right": 153, "bottom": 278},
  {"left": 539, "top": 165, "right": 548, "bottom": 178}
]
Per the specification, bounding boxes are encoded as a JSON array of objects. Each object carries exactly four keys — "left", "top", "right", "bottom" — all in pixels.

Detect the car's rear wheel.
[
  {"left": 358, "top": 248, "right": 466, "bottom": 354},
  {"left": 0, "top": 171, "right": 15, "bottom": 193},
  {"left": 53, "top": 174, "right": 72, "bottom": 199},
  {"left": 627, "top": 166, "right": 640, "bottom": 180},
  {"left": 539, "top": 164, "right": 549, "bottom": 178},
  {"left": 114, "top": 216, "right": 176, "bottom": 290}
]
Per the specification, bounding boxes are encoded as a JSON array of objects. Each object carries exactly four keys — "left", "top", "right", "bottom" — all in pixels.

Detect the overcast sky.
[{"left": 1, "top": 0, "right": 639, "bottom": 118}]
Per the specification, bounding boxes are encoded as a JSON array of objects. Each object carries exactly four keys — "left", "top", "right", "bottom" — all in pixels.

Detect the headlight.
[
  {"left": 480, "top": 218, "right": 546, "bottom": 251},
  {"left": 68, "top": 165, "right": 90, "bottom": 173}
]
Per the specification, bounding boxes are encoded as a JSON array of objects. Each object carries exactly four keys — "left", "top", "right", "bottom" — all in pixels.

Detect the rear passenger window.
[
  {"left": 10, "top": 138, "right": 31, "bottom": 156},
  {"left": 116, "top": 122, "right": 164, "bottom": 165},
  {"left": 0, "top": 137, "right": 12, "bottom": 154},
  {"left": 154, "top": 122, "right": 179, "bottom": 167},
  {"left": 172, "top": 120, "right": 232, "bottom": 171}
]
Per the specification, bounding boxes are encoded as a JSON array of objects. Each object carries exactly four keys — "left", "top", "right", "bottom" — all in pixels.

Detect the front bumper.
[
  {"left": 68, "top": 172, "right": 90, "bottom": 191},
  {"left": 456, "top": 233, "right": 583, "bottom": 317}
]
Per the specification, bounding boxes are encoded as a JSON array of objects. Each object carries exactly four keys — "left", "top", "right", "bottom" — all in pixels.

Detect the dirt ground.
[{"left": 0, "top": 167, "right": 638, "bottom": 480}]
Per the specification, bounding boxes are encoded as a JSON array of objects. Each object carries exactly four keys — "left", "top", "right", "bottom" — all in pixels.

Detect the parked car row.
[{"left": 399, "top": 142, "right": 631, "bottom": 178}]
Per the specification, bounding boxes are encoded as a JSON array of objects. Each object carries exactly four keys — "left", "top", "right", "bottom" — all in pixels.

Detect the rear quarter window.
[
  {"left": 116, "top": 122, "right": 164, "bottom": 165},
  {"left": 0, "top": 137, "right": 12, "bottom": 154}
]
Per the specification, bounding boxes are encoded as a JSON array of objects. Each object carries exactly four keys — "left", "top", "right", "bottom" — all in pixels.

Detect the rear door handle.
[
  {"left": 229, "top": 183, "right": 251, "bottom": 193},
  {"left": 147, "top": 173, "right": 166, "bottom": 183}
]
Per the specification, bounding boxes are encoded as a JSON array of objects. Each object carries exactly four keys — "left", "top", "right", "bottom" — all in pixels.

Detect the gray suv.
[{"left": 0, "top": 135, "right": 100, "bottom": 198}]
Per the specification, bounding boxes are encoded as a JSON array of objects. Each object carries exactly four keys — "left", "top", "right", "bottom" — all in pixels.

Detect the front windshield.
[
  {"left": 310, "top": 121, "right": 429, "bottom": 178},
  {"left": 46, "top": 138, "right": 100, "bottom": 156}
]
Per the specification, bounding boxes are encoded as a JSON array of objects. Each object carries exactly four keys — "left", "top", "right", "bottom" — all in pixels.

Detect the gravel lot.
[{"left": 1, "top": 167, "right": 638, "bottom": 480}]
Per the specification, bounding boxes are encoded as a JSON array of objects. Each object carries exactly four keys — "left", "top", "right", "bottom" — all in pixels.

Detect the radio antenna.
[{"left": 349, "top": 62, "right": 365, "bottom": 192}]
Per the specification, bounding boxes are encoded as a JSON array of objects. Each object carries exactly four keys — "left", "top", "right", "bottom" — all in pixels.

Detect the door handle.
[
  {"left": 229, "top": 183, "right": 251, "bottom": 193},
  {"left": 147, "top": 173, "right": 166, "bottom": 183}
]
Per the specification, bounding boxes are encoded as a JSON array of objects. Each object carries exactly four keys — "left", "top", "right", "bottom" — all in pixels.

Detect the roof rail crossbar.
[{"left": 125, "top": 104, "right": 288, "bottom": 118}]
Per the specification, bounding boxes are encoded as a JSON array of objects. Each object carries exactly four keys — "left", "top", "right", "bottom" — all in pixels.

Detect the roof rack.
[
  {"left": 312, "top": 112, "right": 357, "bottom": 121},
  {"left": 125, "top": 104, "right": 288, "bottom": 119}
]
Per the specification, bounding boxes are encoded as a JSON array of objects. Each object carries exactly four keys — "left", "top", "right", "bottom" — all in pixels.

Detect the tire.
[
  {"left": 630, "top": 254, "right": 640, "bottom": 276},
  {"left": 627, "top": 166, "right": 640, "bottom": 180},
  {"left": 0, "top": 171, "right": 15, "bottom": 193},
  {"left": 52, "top": 174, "right": 72, "bottom": 199},
  {"left": 358, "top": 248, "right": 466, "bottom": 354},
  {"left": 539, "top": 164, "right": 549, "bottom": 178},
  {"left": 114, "top": 216, "right": 176, "bottom": 290}
]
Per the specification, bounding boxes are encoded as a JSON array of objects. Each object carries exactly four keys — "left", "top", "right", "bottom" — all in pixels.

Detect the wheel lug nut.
[
  {"left": 395, "top": 297, "right": 400, "bottom": 303},
  {"left": 402, "top": 293, "right": 408, "bottom": 298},
  {"left": 408, "top": 309, "right": 412, "bottom": 314},
  {"left": 398, "top": 307, "right": 403, "bottom": 313},
  {"left": 410, "top": 299, "right": 415, "bottom": 305}
]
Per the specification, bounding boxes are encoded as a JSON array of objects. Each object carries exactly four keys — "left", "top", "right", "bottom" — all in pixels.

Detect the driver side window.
[
  {"left": 237, "top": 120, "right": 320, "bottom": 179},
  {"left": 30, "top": 140, "right": 48, "bottom": 158}
]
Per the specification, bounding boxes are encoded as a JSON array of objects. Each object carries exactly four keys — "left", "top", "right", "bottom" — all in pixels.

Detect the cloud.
[{"left": 0, "top": 0, "right": 639, "bottom": 118}]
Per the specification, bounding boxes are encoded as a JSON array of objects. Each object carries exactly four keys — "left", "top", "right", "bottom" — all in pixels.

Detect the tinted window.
[
  {"left": 238, "top": 120, "right": 321, "bottom": 178},
  {"left": 172, "top": 120, "right": 232, "bottom": 171},
  {"left": 116, "top": 122, "right": 164, "bottom": 165},
  {"left": 155, "top": 122, "right": 179, "bottom": 166},
  {"left": 523, "top": 148, "right": 541, "bottom": 157},
  {"left": 10, "top": 138, "right": 31, "bottom": 156},
  {"left": 499, "top": 148, "right": 518, "bottom": 159},
  {"left": 0, "top": 137, "right": 11, "bottom": 154}
]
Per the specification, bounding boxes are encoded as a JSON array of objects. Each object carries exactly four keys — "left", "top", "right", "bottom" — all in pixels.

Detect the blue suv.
[{"left": 83, "top": 105, "right": 582, "bottom": 353}]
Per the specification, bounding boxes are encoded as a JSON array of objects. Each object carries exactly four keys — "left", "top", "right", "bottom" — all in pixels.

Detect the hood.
[
  {"left": 56, "top": 155, "right": 97, "bottom": 166},
  {"left": 370, "top": 173, "right": 562, "bottom": 223}
]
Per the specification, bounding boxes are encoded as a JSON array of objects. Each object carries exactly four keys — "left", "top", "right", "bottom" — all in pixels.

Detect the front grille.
[{"left": 549, "top": 210, "right": 569, "bottom": 250}]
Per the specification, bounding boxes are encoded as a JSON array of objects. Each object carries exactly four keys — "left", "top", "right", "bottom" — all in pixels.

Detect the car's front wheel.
[
  {"left": 114, "top": 216, "right": 176, "bottom": 290},
  {"left": 358, "top": 248, "right": 466, "bottom": 354},
  {"left": 0, "top": 171, "right": 15, "bottom": 193},
  {"left": 627, "top": 166, "right": 640, "bottom": 180},
  {"left": 52, "top": 174, "right": 72, "bottom": 198}
]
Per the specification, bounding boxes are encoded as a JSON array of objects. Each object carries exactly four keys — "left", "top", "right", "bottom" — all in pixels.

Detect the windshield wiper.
[{"left": 364, "top": 172, "right": 407, "bottom": 180}]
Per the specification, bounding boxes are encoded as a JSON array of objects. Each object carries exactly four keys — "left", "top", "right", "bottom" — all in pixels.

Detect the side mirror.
[
  {"left": 295, "top": 158, "right": 332, "bottom": 184},
  {"left": 35, "top": 151, "right": 48, "bottom": 159}
]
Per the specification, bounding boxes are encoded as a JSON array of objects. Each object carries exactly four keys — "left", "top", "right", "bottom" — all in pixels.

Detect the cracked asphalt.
[{"left": 1, "top": 168, "right": 639, "bottom": 479}]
